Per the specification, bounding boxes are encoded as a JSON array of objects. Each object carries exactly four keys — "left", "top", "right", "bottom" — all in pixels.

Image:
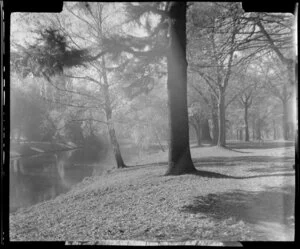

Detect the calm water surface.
[{"left": 10, "top": 148, "right": 110, "bottom": 213}]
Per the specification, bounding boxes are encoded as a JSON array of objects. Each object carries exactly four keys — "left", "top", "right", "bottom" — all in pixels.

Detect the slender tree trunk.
[
  {"left": 244, "top": 105, "right": 249, "bottom": 141},
  {"left": 212, "top": 112, "right": 219, "bottom": 145},
  {"left": 239, "top": 129, "right": 243, "bottom": 141},
  {"left": 256, "top": 120, "right": 262, "bottom": 140},
  {"left": 102, "top": 58, "right": 126, "bottom": 169},
  {"left": 154, "top": 128, "right": 165, "bottom": 152},
  {"left": 192, "top": 123, "right": 201, "bottom": 146},
  {"left": 165, "top": 2, "right": 196, "bottom": 175},
  {"left": 211, "top": 94, "right": 219, "bottom": 145},
  {"left": 217, "top": 90, "right": 226, "bottom": 147},
  {"left": 273, "top": 120, "right": 277, "bottom": 140},
  {"left": 252, "top": 118, "right": 256, "bottom": 140},
  {"left": 282, "top": 99, "right": 289, "bottom": 140},
  {"left": 201, "top": 118, "right": 212, "bottom": 143}
]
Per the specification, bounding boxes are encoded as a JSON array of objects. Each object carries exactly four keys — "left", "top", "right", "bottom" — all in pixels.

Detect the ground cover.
[{"left": 10, "top": 142, "right": 295, "bottom": 241}]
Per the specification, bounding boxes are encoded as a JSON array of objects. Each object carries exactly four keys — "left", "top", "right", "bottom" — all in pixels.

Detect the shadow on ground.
[
  {"left": 192, "top": 170, "right": 294, "bottom": 179},
  {"left": 126, "top": 155, "right": 295, "bottom": 173},
  {"left": 180, "top": 185, "right": 295, "bottom": 227},
  {"left": 227, "top": 141, "right": 295, "bottom": 150},
  {"left": 193, "top": 156, "right": 295, "bottom": 168}
]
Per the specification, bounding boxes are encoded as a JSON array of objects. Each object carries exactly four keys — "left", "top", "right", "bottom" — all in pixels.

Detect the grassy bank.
[{"left": 10, "top": 144, "right": 295, "bottom": 241}]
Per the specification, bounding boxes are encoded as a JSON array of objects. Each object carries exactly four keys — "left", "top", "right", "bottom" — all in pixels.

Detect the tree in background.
[
  {"left": 12, "top": 3, "right": 129, "bottom": 168},
  {"left": 258, "top": 55, "right": 294, "bottom": 140},
  {"left": 187, "top": 3, "right": 257, "bottom": 147},
  {"left": 187, "top": 74, "right": 213, "bottom": 146}
]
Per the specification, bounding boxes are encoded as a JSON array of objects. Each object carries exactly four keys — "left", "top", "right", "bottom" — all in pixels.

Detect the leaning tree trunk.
[
  {"left": 102, "top": 58, "right": 126, "bottom": 169},
  {"left": 201, "top": 118, "right": 212, "bottom": 143},
  {"left": 165, "top": 2, "right": 196, "bottom": 175},
  {"left": 217, "top": 90, "right": 226, "bottom": 147},
  {"left": 104, "top": 96, "right": 126, "bottom": 169}
]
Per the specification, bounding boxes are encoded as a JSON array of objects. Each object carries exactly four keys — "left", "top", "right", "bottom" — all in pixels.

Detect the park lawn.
[{"left": 10, "top": 143, "right": 295, "bottom": 242}]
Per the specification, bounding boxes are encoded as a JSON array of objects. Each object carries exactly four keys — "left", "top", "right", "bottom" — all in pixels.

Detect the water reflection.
[{"left": 10, "top": 148, "right": 104, "bottom": 213}]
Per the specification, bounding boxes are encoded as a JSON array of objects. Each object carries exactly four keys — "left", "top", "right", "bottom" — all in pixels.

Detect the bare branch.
[
  {"left": 70, "top": 118, "right": 108, "bottom": 124},
  {"left": 64, "top": 74, "right": 103, "bottom": 86}
]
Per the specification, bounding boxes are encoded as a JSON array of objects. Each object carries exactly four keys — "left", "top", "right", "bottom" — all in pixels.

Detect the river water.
[{"left": 10, "top": 148, "right": 112, "bottom": 213}]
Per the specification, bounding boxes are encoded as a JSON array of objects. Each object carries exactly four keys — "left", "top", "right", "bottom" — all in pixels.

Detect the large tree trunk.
[
  {"left": 165, "top": 2, "right": 196, "bottom": 175},
  {"left": 201, "top": 118, "right": 212, "bottom": 143},
  {"left": 102, "top": 58, "right": 126, "bottom": 169},
  {"left": 217, "top": 90, "right": 226, "bottom": 147},
  {"left": 244, "top": 105, "right": 249, "bottom": 141}
]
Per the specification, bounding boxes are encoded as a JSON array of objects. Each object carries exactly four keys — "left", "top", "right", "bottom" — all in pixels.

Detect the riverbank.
[{"left": 10, "top": 144, "right": 295, "bottom": 241}]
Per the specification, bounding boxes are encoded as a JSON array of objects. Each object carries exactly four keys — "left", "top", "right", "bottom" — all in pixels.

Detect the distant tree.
[
  {"left": 12, "top": 3, "right": 129, "bottom": 168},
  {"left": 258, "top": 55, "right": 293, "bottom": 140},
  {"left": 188, "top": 74, "right": 213, "bottom": 145},
  {"left": 10, "top": 74, "right": 48, "bottom": 141},
  {"left": 235, "top": 68, "right": 259, "bottom": 142},
  {"left": 238, "top": 90, "right": 253, "bottom": 142},
  {"left": 187, "top": 2, "right": 260, "bottom": 147}
]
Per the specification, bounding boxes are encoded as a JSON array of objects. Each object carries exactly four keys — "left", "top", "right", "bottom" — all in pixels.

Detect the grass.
[{"left": 10, "top": 141, "right": 295, "bottom": 242}]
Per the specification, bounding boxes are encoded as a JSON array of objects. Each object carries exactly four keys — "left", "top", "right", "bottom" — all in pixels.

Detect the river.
[{"left": 10, "top": 148, "right": 112, "bottom": 213}]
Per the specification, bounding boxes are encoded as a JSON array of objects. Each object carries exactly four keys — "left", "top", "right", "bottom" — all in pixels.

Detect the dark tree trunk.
[
  {"left": 165, "top": 2, "right": 196, "bottom": 175},
  {"left": 244, "top": 105, "right": 249, "bottom": 141},
  {"left": 107, "top": 120, "right": 126, "bottom": 168},
  {"left": 217, "top": 90, "right": 226, "bottom": 147},
  {"left": 105, "top": 104, "right": 126, "bottom": 169},
  {"left": 201, "top": 118, "right": 212, "bottom": 143},
  {"left": 102, "top": 58, "right": 126, "bottom": 169}
]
